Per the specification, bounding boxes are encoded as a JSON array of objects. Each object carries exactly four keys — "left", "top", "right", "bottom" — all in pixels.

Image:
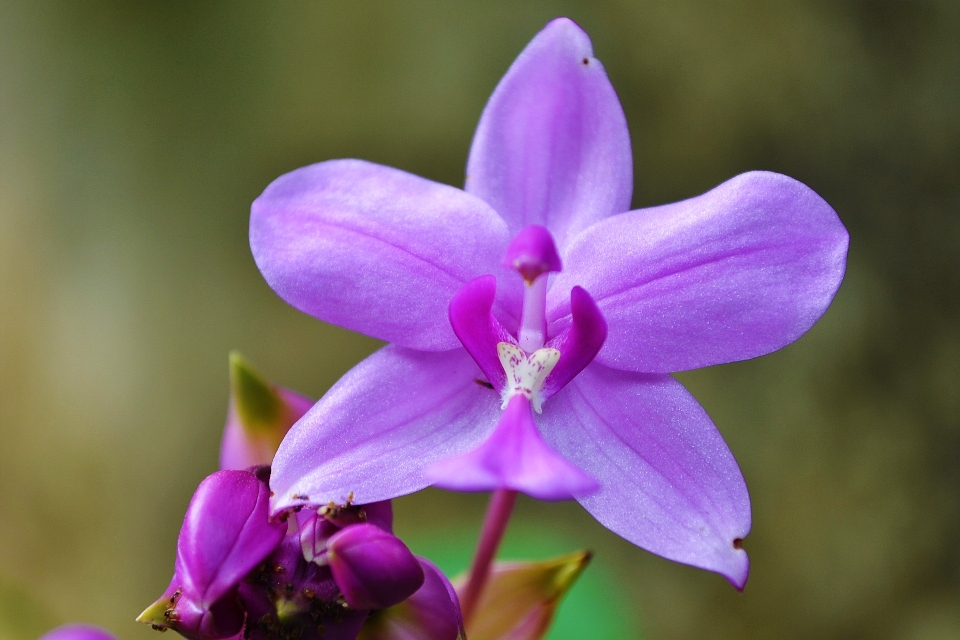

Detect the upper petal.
[
  {"left": 269, "top": 345, "right": 501, "bottom": 513},
  {"left": 549, "top": 171, "right": 849, "bottom": 372},
  {"left": 251, "top": 159, "right": 514, "bottom": 350},
  {"left": 541, "top": 363, "right": 751, "bottom": 588},
  {"left": 465, "top": 18, "right": 633, "bottom": 250}
]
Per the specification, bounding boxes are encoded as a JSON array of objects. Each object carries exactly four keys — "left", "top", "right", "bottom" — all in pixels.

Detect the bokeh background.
[{"left": 3, "top": 1, "right": 959, "bottom": 639}]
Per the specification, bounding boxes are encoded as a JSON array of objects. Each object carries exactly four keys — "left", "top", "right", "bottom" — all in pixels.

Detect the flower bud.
[
  {"left": 327, "top": 524, "right": 424, "bottom": 610},
  {"left": 220, "top": 352, "right": 313, "bottom": 470},
  {"left": 138, "top": 470, "right": 286, "bottom": 640},
  {"left": 39, "top": 625, "right": 119, "bottom": 640},
  {"left": 358, "top": 558, "right": 464, "bottom": 640}
]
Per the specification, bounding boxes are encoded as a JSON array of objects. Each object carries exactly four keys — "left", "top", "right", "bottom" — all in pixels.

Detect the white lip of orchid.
[{"left": 497, "top": 342, "right": 560, "bottom": 413}]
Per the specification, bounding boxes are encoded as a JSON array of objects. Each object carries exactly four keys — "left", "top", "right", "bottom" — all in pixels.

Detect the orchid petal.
[
  {"left": 542, "top": 364, "right": 751, "bottom": 588},
  {"left": 270, "top": 346, "right": 501, "bottom": 513},
  {"left": 549, "top": 171, "right": 849, "bottom": 373},
  {"left": 359, "top": 559, "right": 464, "bottom": 640},
  {"left": 425, "top": 395, "right": 598, "bottom": 501},
  {"left": 251, "top": 159, "right": 517, "bottom": 350},
  {"left": 448, "top": 275, "right": 517, "bottom": 392},
  {"left": 177, "top": 470, "right": 287, "bottom": 606},
  {"left": 541, "top": 286, "right": 607, "bottom": 399},
  {"left": 465, "top": 18, "right": 633, "bottom": 250}
]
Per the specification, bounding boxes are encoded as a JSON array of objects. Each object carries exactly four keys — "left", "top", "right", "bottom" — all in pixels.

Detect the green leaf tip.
[
  {"left": 229, "top": 351, "right": 283, "bottom": 434},
  {"left": 136, "top": 594, "right": 173, "bottom": 629},
  {"left": 463, "top": 550, "right": 593, "bottom": 640}
]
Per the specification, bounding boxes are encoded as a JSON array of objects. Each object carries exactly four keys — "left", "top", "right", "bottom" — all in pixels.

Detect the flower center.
[
  {"left": 497, "top": 342, "right": 559, "bottom": 412},
  {"left": 504, "top": 224, "right": 561, "bottom": 353},
  {"left": 448, "top": 225, "right": 607, "bottom": 411}
]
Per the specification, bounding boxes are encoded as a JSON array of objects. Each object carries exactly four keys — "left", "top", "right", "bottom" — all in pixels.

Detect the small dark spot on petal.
[
  {"left": 474, "top": 378, "right": 494, "bottom": 389},
  {"left": 582, "top": 57, "right": 589, "bottom": 65},
  {"left": 733, "top": 538, "right": 744, "bottom": 550}
]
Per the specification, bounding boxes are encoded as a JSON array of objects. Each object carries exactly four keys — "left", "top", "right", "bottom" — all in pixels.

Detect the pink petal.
[
  {"left": 251, "top": 159, "right": 518, "bottom": 350},
  {"left": 425, "top": 395, "right": 598, "bottom": 501},
  {"left": 448, "top": 275, "right": 517, "bottom": 393},
  {"left": 465, "top": 18, "right": 633, "bottom": 250},
  {"left": 549, "top": 171, "right": 849, "bottom": 373},
  {"left": 541, "top": 286, "right": 607, "bottom": 399},
  {"left": 542, "top": 363, "right": 751, "bottom": 588},
  {"left": 270, "top": 346, "right": 502, "bottom": 514}
]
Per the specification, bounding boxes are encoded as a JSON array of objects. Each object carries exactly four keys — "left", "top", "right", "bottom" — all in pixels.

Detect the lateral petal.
[
  {"left": 549, "top": 171, "right": 849, "bottom": 373},
  {"left": 465, "top": 18, "right": 632, "bottom": 250},
  {"left": 270, "top": 346, "right": 501, "bottom": 514},
  {"left": 542, "top": 364, "right": 751, "bottom": 588},
  {"left": 251, "top": 159, "right": 516, "bottom": 351}
]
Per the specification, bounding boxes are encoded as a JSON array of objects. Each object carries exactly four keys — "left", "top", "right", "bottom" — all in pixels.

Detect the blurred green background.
[{"left": 2, "top": 1, "right": 959, "bottom": 639}]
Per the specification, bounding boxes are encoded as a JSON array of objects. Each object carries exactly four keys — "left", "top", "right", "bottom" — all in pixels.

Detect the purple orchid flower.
[{"left": 250, "top": 17, "right": 848, "bottom": 588}]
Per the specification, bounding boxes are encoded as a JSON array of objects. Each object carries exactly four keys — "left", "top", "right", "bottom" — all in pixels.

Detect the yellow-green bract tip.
[
  {"left": 229, "top": 351, "right": 283, "bottom": 434},
  {"left": 461, "top": 550, "right": 592, "bottom": 640}
]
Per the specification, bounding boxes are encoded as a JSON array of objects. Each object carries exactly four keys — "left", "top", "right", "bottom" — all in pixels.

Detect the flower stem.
[{"left": 459, "top": 488, "right": 518, "bottom": 624}]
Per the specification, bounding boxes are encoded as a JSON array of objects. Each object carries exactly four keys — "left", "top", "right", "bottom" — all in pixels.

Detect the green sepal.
[
  {"left": 229, "top": 351, "right": 284, "bottom": 435},
  {"left": 464, "top": 550, "right": 592, "bottom": 640}
]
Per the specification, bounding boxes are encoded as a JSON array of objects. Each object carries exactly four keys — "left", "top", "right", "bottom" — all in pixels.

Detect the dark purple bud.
[
  {"left": 39, "top": 625, "right": 119, "bottom": 640},
  {"left": 177, "top": 471, "right": 287, "bottom": 606},
  {"left": 502, "top": 225, "right": 562, "bottom": 284},
  {"left": 327, "top": 524, "right": 424, "bottom": 610},
  {"left": 138, "top": 470, "right": 286, "bottom": 639},
  {"left": 220, "top": 352, "right": 314, "bottom": 470},
  {"left": 358, "top": 558, "right": 464, "bottom": 640},
  {"left": 238, "top": 534, "right": 368, "bottom": 640},
  {"left": 299, "top": 500, "right": 395, "bottom": 563}
]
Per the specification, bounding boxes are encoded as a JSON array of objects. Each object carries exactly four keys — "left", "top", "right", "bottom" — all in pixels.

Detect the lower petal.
[
  {"left": 541, "top": 363, "right": 751, "bottom": 588},
  {"left": 425, "top": 395, "right": 598, "bottom": 502},
  {"left": 270, "top": 346, "right": 501, "bottom": 513}
]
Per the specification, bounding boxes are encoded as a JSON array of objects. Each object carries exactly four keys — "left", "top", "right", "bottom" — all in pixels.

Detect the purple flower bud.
[
  {"left": 237, "top": 534, "right": 368, "bottom": 640},
  {"left": 39, "top": 625, "right": 119, "bottom": 640},
  {"left": 327, "top": 524, "right": 424, "bottom": 610},
  {"left": 298, "top": 500, "right": 393, "bottom": 564},
  {"left": 138, "top": 470, "right": 286, "bottom": 639},
  {"left": 220, "top": 352, "right": 313, "bottom": 470},
  {"left": 358, "top": 558, "right": 464, "bottom": 640}
]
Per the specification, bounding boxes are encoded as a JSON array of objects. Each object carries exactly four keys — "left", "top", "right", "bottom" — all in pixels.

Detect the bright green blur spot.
[
  {"left": 406, "top": 525, "right": 635, "bottom": 640},
  {"left": 229, "top": 351, "right": 283, "bottom": 434}
]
